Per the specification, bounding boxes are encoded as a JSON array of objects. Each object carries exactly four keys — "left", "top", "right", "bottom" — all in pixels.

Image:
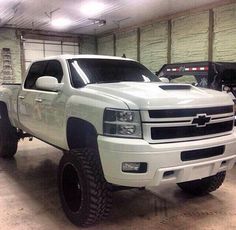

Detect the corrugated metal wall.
[
  {"left": 97, "top": 35, "right": 114, "bottom": 56},
  {"left": 140, "top": 22, "right": 168, "bottom": 72},
  {"left": 116, "top": 30, "right": 137, "bottom": 60},
  {"left": 171, "top": 12, "right": 209, "bottom": 63},
  {"left": 213, "top": 4, "right": 236, "bottom": 61},
  {"left": 80, "top": 36, "right": 97, "bottom": 54},
  {"left": 97, "top": 2, "right": 236, "bottom": 70}
]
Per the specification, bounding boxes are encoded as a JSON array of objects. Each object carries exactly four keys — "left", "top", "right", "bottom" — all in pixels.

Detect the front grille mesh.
[{"left": 151, "top": 120, "right": 233, "bottom": 140}]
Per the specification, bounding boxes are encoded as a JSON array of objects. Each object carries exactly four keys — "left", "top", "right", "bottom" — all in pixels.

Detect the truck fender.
[{"left": 66, "top": 117, "right": 98, "bottom": 150}]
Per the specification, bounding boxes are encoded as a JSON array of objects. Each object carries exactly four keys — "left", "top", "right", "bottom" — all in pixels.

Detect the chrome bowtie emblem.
[{"left": 192, "top": 114, "right": 211, "bottom": 127}]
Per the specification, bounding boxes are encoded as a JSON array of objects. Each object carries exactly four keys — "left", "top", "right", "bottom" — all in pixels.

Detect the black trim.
[
  {"left": 149, "top": 106, "right": 233, "bottom": 118},
  {"left": 181, "top": 146, "right": 225, "bottom": 161},
  {"left": 149, "top": 133, "right": 230, "bottom": 144},
  {"left": 2, "top": 83, "right": 21, "bottom": 85},
  {"left": 143, "top": 120, "right": 191, "bottom": 124},
  {"left": 151, "top": 120, "right": 233, "bottom": 140},
  {"left": 159, "top": 85, "right": 191, "bottom": 90}
]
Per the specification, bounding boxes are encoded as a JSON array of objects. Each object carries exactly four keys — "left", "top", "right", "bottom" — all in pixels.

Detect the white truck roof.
[{"left": 41, "top": 54, "right": 135, "bottom": 62}]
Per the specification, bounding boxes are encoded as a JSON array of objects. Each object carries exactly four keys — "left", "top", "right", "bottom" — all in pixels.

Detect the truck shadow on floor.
[{"left": 0, "top": 150, "right": 231, "bottom": 229}]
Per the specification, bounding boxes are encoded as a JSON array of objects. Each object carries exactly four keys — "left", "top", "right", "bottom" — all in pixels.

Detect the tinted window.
[
  {"left": 24, "top": 61, "right": 47, "bottom": 89},
  {"left": 68, "top": 59, "right": 158, "bottom": 87},
  {"left": 44, "top": 60, "right": 63, "bottom": 83},
  {"left": 24, "top": 60, "right": 63, "bottom": 89}
]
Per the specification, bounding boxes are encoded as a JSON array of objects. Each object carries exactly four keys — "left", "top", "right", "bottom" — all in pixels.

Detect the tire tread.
[
  {"left": 177, "top": 171, "right": 226, "bottom": 196},
  {"left": 59, "top": 148, "right": 112, "bottom": 227},
  {"left": 0, "top": 106, "right": 18, "bottom": 158}
]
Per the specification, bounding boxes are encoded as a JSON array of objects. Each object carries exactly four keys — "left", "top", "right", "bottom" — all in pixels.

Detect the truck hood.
[{"left": 85, "top": 82, "right": 233, "bottom": 110}]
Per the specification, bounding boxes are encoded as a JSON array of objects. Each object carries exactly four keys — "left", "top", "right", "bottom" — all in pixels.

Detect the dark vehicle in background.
[{"left": 156, "top": 61, "right": 236, "bottom": 119}]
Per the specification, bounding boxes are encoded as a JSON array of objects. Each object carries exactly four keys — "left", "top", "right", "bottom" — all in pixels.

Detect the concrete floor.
[{"left": 0, "top": 139, "right": 235, "bottom": 230}]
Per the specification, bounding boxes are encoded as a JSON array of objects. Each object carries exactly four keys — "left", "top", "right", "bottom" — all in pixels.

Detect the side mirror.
[
  {"left": 159, "top": 77, "right": 170, "bottom": 83},
  {"left": 36, "top": 76, "right": 64, "bottom": 92}
]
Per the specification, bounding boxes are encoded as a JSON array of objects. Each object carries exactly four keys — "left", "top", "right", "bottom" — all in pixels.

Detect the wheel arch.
[
  {"left": 66, "top": 117, "right": 99, "bottom": 150},
  {"left": 0, "top": 101, "right": 10, "bottom": 121}
]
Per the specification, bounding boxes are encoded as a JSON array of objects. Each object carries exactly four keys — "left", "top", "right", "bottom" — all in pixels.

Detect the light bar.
[{"left": 166, "top": 66, "right": 209, "bottom": 72}]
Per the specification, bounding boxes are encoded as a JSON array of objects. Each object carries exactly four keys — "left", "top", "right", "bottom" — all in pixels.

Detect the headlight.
[{"left": 103, "top": 108, "right": 142, "bottom": 138}]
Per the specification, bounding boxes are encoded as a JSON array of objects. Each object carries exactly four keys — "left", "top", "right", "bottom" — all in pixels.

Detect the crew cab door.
[
  {"left": 18, "top": 61, "right": 48, "bottom": 135},
  {"left": 18, "top": 60, "right": 66, "bottom": 146},
  {"left": 33, "top": 60, "right": 66, "bottom": 145}
]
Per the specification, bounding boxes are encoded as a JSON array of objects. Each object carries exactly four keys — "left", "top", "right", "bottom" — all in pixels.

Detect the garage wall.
[
  {"left": 213, "top": 4, "right": 236, "bottom": 61},
  {"left": 0, "top": 28, "right": 21, "bottom": 83},
  {"left": 116, "top": 30, "right": 137, "bottom": 60},
  {"left": 80, "top": 36, "right": 96, "bottom": 54},
  {"left": 97, "top": 35, "right": 114, "bottom": 56},
  {"left": 171, "top": 12, "right": 209, "bottom": 63},
  {"left": 97, "top": 2, "right": 236, "bottom": 71},
  {"left": 140, "top": 22, "right": 168, "bottom": 72}
]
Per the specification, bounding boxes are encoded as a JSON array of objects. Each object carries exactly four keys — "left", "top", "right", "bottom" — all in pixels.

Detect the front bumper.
[{"left": 98, "top": 132, "right": 236, "bottom": 187}]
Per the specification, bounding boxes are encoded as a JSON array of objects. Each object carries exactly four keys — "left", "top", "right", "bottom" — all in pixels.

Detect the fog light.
[{"left": 122, "top": 162, "right": 147, "bottom": 173}]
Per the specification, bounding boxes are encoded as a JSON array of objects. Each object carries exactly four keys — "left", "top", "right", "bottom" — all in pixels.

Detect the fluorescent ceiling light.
[
  {"left": 80, "top": 1, "right": 106, "bottom": 17},
  {"left": 51, "top": 18, "right": 72, "bottom": 29}
]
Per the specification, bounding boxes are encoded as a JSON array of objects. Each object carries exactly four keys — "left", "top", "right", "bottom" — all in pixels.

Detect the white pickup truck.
[{"left": 0, "top": 55, "right": 236, "bottom": 227}]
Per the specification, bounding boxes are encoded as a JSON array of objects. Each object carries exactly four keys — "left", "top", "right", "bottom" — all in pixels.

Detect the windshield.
[{"left": 68, "top": 58, "right": 159, "bottom": 87}]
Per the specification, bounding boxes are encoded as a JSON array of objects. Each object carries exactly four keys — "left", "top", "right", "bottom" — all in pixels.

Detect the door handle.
[
  {"left": 35, "top": 98, "right": 43, "bottom": 103},
  {"left": 19, "top": 95, "right": 25, "bottom": 99}
]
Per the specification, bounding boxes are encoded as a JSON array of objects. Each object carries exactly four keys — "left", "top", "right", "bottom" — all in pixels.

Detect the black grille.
[
  {"left": 149, "top": 106, "right": 233, "bottom": 118},
  {"left": 181, "top": 146, "right": 225, "bottom": 161},
  {"left": 151, "top": 120, "right": 233, "bottom": 140}
]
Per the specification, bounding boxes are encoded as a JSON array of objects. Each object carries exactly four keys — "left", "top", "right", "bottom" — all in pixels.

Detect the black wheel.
[
  {"left": 0, "top": 105, "right": 18, "bottom": 158},
  {"left": 58, "top": 148, "right": 112, "bottom": 227},
  {"left": 177, "top": 171, "right": 226, "bottom": 196}
]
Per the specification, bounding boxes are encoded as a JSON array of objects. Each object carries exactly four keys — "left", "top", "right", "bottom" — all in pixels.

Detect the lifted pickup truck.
[{"left": 0, "top": 55, "right": 236, "bottom": 227}]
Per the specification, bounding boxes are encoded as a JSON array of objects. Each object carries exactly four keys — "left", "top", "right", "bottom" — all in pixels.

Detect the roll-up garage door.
[{"left": 23, "top": 39, "right": 79, "bottom": 70}]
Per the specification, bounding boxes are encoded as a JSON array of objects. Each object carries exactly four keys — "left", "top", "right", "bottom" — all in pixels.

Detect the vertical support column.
[
  {"left": 167, "top": 20, "right": 172, "bottom": 64},
  {"left": 43, "top": 41, "right": 46, "bottom": 58},
  {"left": 113, "top": 33, "right": 116, "bottom": 56},
  {"left": 78, "top": 37, "right": 81, "bottom": 54},
  {"left": 20, "top": 40, "right": 25, "bottom": 79},
  {"left": 137, "top": 27, "right": 141, "bottom": 62},
  {"left": 95, "top": 36, "right": 98, "bottom": 54},
  {"left": 61, "top": 40, "right": 63, "bottom": 54},
  {"left": 18, "top": 31, "right": 26, "bottom": 80},
  {"left": 208, "top": 9, "right": 214, "bottom": 61}
]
